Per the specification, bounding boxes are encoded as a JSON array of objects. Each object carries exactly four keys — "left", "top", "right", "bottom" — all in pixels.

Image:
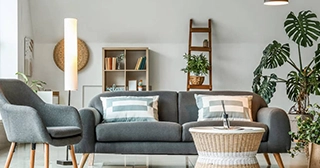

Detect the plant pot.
[
  {"left": 308, "top": 143, "right": 320, "bottom": 168},
  {"left": 288, "top": 114, "right": 311, "bottom": 133},
  {"left": 189, "top": 76, "right": 204, "bottom": 85}
]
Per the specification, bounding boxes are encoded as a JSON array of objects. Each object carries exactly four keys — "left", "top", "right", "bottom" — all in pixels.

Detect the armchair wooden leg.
[
  {"left": 273, "top": 153, "right": 285, "bottom": 168},
  {"left": 263, "top": 153, "right": 271, "bottom": 166},
  {"left": 79, "top": 153, "right": 89, "bottom": 168},
  {"left": 88, "top": 153, "right": 95, "bottom": 166},
  {"left": 44, "top": 143, "right": 49, "bottom": 168},
  {"left": 5, "top": 142, "right": 16, "bottom": 168},
  {"left": 69, "top": 145, "right": 78, "bottom": 168},
  {"left": 30, "top": 143, "right": 36, "bottom": 168}
]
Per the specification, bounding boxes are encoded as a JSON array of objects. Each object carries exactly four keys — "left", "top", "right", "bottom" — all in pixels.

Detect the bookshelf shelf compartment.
[{"left": 102, "top": 47, "right": 149, "bottom": 92}]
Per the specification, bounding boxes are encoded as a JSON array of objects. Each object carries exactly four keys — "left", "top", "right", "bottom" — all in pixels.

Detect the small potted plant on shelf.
[
  {"left": 116, "top": 53, "right": 124, "bottom": 70},
  {"left": 289, "top": 103, "right": 320, "bottom": 168},
  {"left": 181, "top": 53, "right": 210, "bottom": 85},
  {"left": 252, "top": 10, "right": 320, "bottom": 114}
]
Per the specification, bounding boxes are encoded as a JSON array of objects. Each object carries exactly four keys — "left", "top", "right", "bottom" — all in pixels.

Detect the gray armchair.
[{"left": 0, "top": 79, "right": 82, "bottom": 168}]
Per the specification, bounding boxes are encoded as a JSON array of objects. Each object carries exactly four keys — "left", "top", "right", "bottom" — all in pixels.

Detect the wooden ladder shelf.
[{"left": 187, "top": 19, "right": 212, "bottom": 91}]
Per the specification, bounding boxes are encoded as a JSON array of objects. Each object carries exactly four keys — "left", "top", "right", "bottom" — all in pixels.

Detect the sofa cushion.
[
  {"left": 182, "top": 121, "right": 269, "bottom": 142},
  {"left": 100, "top": 95, "right": 159, "bottom": 122},
  {"left": 96, "top": 121, "right": 181, "bottom": 142},
  {"left": 90, "top": 91, "right": 179, "bottom": 123},
  {"left": 195, "top": 94, "right": 253, "bottom": 121}
]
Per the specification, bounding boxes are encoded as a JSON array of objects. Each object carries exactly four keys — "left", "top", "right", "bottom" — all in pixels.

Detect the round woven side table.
[{"left": 189, "top": 126, "right": 265, "bottom": 168}]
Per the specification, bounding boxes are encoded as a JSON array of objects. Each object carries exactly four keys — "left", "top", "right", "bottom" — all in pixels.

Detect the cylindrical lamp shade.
[
  {"left": 64, "top": 18, "right": 78, "bottom": 91},
  {"left": 264, "top": 0, "right": 288, "bottom": 5}
]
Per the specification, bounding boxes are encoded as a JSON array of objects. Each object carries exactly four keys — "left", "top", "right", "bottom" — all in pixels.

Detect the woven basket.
[
  {"left": 190, "top": 129, "right": 264, "bottom": 168},
  {"left": 189, "top": 76, "right": 205, "bottom": 85},
  {"left": 53, "top": 38, "right": 89, "bottom": 71}
]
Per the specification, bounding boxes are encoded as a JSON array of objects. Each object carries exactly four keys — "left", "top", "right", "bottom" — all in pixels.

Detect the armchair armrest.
[
  {"left": 74, "top": 107, "right": 101, "bottom": 153},
  {"left": 40, "top": 103, "right": 82, "bottom": 128},
  {"left": 257, "top": 107, "right": 291, "bottom": 153},
  {"left": 1, "top": 103, "right": 51, "bottom": 143}
]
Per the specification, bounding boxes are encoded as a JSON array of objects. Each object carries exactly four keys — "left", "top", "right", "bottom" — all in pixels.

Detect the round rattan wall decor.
[{"left": 53, "top": 38, "right": 89, "bottom": 71}]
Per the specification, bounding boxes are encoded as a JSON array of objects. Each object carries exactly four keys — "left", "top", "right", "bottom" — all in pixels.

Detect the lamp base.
[{"left": 57, "top": 160, "right": 73, "bottom": 165}]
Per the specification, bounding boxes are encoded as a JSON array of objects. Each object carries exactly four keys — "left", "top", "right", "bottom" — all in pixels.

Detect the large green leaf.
[
  {"left": 252, "top": 73, "right": 277, "bottom": 104},
  {"left": 286, "top": 71, "right": 303, "bottom": 102},
  {"left": 315, "top": 43, "right": 320, "bottom": 70},
  {"left": 261, "top": 41, "right": 290, "bottom": 69},
  {"left": 284, "top": 10, "right": 320, "bottom": 47}
]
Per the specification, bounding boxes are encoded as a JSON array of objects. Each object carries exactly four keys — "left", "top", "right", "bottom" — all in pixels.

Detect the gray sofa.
[{"left": 75, "top": 91, "right": 291, "bottom": 167}]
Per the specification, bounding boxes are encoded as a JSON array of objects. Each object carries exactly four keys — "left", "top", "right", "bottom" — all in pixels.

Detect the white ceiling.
[{"left": 28, "top": 0, "right": 320, "bottom": 44}]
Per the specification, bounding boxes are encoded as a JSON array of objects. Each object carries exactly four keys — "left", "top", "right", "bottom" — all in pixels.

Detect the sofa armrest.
[
  {"left": 257, "top": 107, "right": 291, "bottom": 153},
  {"left": 74, "top": 107, "right": 101, "bottom": 153}
]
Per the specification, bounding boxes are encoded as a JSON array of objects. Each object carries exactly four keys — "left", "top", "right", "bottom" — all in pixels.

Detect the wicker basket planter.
[
  {"left": 189, "top": 127, "right": 265, "bottom": 168},
  {"left": 189, "top": 76, "right": 205, "bottom": 85}
]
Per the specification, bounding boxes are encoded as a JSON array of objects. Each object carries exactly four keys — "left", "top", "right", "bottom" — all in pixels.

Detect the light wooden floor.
[{"left": 0, "top": 144, "right": 308, "bottom": 168}]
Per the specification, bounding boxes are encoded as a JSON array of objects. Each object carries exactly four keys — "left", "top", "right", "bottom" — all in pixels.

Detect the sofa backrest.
[
  {"left": 178, "top": 91, "right": 267, "bottom": 124},
  {"left": 89, "top": 91, "right": 179, "bottom": 123}
]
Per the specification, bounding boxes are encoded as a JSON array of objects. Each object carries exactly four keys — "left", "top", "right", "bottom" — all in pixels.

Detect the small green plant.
[
  {"left": 288, "top": 103, "right": 320, "bottom": 157},
  {"left": 181, "top": 53, "right": 210, "bottom": 76},
  {"left": 16, "top": 72, "right": 46, "bottom": 92},
  {"left": 116, "top": 53, "right": 124, "bottom": 63}
]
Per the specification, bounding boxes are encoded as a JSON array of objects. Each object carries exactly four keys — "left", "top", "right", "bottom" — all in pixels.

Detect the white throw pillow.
[
  {"left": 194, "top": 94, "right": 253, "bottom": 121},
  {"left": 100, "top": 95, "right": 159, "bottom": 122}
]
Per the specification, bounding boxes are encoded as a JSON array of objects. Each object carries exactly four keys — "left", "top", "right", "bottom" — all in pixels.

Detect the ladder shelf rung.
[
  {"left": 188, "top": 85, "right": 212, "bottom": 90},
  {"left": 190, "top": 46, "right": 211, "bottom": 52},
  {"left": 191, "top": 28, "right": 211, "bottom": 33}
]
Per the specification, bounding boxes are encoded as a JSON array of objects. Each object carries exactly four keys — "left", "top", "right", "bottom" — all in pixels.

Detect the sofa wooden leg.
[
  {"left": 263, "top": 153, "right": 271, "bottom": 165},
  {"left": 273, "top": 153, "right": 284, "bottom": 168},
  {"left": 44, "top": 143, "right": 49, "bottom": 168},
  {"left": 88, "top": 153, "right": 95, "bottom": 166},
  {"left": 30, "top": 143, "right": 36, "bottom": 168},
  {"left": 79, "top": 153, "right": 89, "bottom": 168},
  {"left": 5, "top": 142, "right": 16, "bottom": 168},
  {"left": 69, "top": 145, "right": 78, "bottom": 168}
]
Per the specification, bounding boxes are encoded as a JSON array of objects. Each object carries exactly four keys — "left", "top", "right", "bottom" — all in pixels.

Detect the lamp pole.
[{"left": 57, "top": 18, "right": 78, "bottom": 166}]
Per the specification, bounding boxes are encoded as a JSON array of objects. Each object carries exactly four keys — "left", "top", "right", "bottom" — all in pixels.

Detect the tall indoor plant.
[
  {"left": 252, "top": 10, "right": 320, "bottom": 114},
  {"left": 181, "top": 53, "right": 210, "bottom": 85}
]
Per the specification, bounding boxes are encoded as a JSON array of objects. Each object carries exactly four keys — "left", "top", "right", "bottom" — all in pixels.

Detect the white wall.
[
  {"left": 0, "top": 0, "right": 33, "bottom": 77},
  {"left": 0, "top": 0, "right": 18, "bottom": 78},
  {"left": 18, "top": 0, "right": 34, "bottom": 75},
  {"left": 30, "top": 0, "right": 320, "bottom": 111}
]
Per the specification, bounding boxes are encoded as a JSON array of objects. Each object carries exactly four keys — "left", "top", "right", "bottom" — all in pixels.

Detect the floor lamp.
[{"left": 57, "top": 18, "right": 78, "bottom": 166}]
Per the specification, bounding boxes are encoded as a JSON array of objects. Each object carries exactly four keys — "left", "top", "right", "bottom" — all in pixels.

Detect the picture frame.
[
  {"left": 128, "top": 80, "right": 137, "bottom": 91},
  {"left": 24, "top": 37, "right": 34, "bottom": 77}
]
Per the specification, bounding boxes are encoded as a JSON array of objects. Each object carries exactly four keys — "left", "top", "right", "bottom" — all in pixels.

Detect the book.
[
  {"left": 135, "top": 57, "right": 142, "bottom": 70},
  {"left": 107, "top": 57, "right": 112, "bottom": 70},
  {"left": 112, "top": 57, "right": 116, "bottom": 70},
  {"left": 139, "top": 56, "right": 146, "bottom": 70},
  {"left": 104, "top": 58, "right": 108, "bottom": 70}
]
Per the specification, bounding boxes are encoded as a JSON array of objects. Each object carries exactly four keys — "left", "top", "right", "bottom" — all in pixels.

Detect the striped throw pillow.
[
  {"left": 100, "top": 96, "right": 159, "bottom": 122},
  {"left": 194, "top": 94, "right": 253, "bottom": 121}
]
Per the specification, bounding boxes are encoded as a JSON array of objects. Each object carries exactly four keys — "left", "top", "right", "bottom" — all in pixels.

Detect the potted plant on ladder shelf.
[{"left": 181, "top": 53, "right": 210, "bottom": 85}]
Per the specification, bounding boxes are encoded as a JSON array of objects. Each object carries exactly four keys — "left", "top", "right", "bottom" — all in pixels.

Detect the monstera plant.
[{"left": 252, "top": 10, "right": 320, "bottom": 114}]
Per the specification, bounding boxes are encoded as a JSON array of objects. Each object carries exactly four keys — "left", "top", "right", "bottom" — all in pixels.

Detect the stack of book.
[
  {"left": 134, "top": 56, "right": 146, "bottom": 70},
  {"left": 105, "top": 57, "right": 117, "bottom": 70}
]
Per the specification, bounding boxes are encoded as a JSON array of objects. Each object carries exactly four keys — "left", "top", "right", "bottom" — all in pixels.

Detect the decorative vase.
[
  {"left": 189, "top": 76, "right": 205, "bottom": 85},
  {"left": 117, "top": 62, "right": 121, "bottom": 70},
  {"left": 308, "top": 143, "right": 320, "bottom": 168},
  {"left": 203, "top": 39, "right": 209, "bottom": 47}
]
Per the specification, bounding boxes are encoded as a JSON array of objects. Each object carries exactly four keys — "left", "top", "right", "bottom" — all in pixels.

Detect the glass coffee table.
[{"left": 189, "top": 126, "right": 265, "bottom": 168}]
